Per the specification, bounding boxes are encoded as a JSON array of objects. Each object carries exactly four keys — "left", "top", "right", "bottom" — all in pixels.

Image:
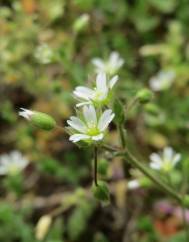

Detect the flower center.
[
  {"left": 93, "top": 90, "right": 106, "bottom": 101},
  {"left": 162, "top": 160, "right": 172, "bottom": 172},
  {"left": 87, "top": 126, "right": 100, "bottom": 136}
]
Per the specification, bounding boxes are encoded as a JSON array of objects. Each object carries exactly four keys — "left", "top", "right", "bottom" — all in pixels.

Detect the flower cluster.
[
  {"left": 67, "top": 72, "right": 117, "bottom": 144},
  {"left": 19, "top": 52, "right": 123, "bottom": 145}
]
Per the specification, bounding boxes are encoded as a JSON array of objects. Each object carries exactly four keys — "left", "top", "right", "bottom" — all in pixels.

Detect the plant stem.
[
  {"left": 125, "top": 97, "right": 138, "bottom": 113},
  {"left": 118, "top": 124, "right": 126, "bottom": 148},
  {"left": 181, "top": 202, "right": 189, "bottom": 242},
  {"left": 94, "top": 146, "right": 98, "bottom": 186},
  {"left": 181, "top": 160, "right": 189, "bottom": 241},
  {"left": 119, "top": 148, "right": 182, "bottom": 203}
]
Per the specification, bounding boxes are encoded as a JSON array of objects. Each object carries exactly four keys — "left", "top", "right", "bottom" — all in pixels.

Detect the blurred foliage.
[{"left": 1, "top": 0, "right": 189, "bottom": 241}]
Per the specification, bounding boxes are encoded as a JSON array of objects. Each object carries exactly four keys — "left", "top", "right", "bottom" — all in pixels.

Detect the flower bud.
[
  {"left": 144, "top": 103, "right": 159, "bottom": 115},
  {"left": 35, "top": 215, "right": 52, "bottom": 241},
  {"left": 19, "top": 108, "right": 56, "bottom": 131},
  {"left": 92, "top": 181, "right": 110, "bottom": 201},
  {"left": 73, "top": 14, "right": 89, "bottom": 33},
  {"left": 97, "top": 159, "right": 108, "bottom": 176},
  {"left": 136, "top": 88, "right": 153, "bottom": 104}
]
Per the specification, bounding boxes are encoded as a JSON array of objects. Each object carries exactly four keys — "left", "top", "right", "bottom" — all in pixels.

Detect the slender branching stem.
[
  {"left": 103, "top": 144, "right": 183, "bottom": 203},
  {"left": 94, "top": 146, "right": 98, "bottom": 186},
  {"left": 181, "top": 160, "right": 189, "bottom": 241},
  {"left": 125, "top": 97, "right": 138, "bottom": 113},
  {"left": 121, "top": 148, "right": 182, "bottom": 203}
]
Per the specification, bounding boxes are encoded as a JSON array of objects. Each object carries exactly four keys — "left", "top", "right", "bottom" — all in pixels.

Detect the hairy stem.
[
  {"left": 118, "top": 148, "right": 182, "bottom": 203},
  {"left": 118, "top": 124, "right": 126, "bottom": 148},
  {"left": 94, "top": 146, "right": 98, "bottom": 186}
]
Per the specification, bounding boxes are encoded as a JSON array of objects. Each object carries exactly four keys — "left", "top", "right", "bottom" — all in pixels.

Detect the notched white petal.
[
  {"left": 73, "top": 86, "right": 94, "bottom": 100},
  {"left": 83, "top": 105, "right": 97, "bottom": 127},
  {"left": 92, "top": 133, "right": 104, "bottom": 141},
  {"left": 109, "top": 75, "right": 118, "bottom": 89},
  {"left": 163, "top": 147, "right": 174, "bottom": 161},
  {"left": 172, "top": 153, "right": 181, "bottom": 165},
  {"left": 67, "top": 116, "right": 87, "bottom": 133},
  {"left": 98, "top": 109, "right": 115, "bottom": 131},
  {"left": 96, "top": 72, "right": 107, "bottom": 93},
  {"left": 149, "top": 161, "right": 161, "bottom": 170},
  {"left": 69, "top": 134, "right": 90, "bottom": 143},
  {"left": 149, "top": 153, "right": 162, "bottom": 165}
]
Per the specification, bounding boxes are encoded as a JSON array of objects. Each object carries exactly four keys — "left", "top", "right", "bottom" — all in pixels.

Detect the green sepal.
[
  {"left": 136, "top": 88, "right": 153, "bottom": 104},
  {"left": 31, "top": 112, "right": 56, "bottom": 131},
  {"left": 92, "top": 181, "right": 110, "bottom": 202}
]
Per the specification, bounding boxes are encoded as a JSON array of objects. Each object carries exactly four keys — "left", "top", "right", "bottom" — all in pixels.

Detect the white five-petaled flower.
[
  {"left": 73, "top": 72, "right": 118, "bottom": 107},
  {"left": 34, "top": 43, "right": 54, "bottom": 64},
  {"left": 67, "top": 105, "right": 114, "bottom": 143},
  {"left": 92, "top": 51, "right": 124, "bottom": 76},
  {"left": 0, "top": 151, "right": 29, "bottom": 175},
  {"left": 149, "top": 146, "right": 181, "bottom": 172},
  {"left": 149, "top": 70, "right": 175, "bottom": 91}
]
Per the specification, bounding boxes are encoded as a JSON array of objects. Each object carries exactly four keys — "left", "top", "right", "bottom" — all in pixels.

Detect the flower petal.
[
  {"left": 172, "top": 153, "right": 181, "bottom": 166},
  {"left": 73, "top": 86, "right": 94, "bottom": 100},
  {"left": 92, "top": 133, "right": 104, "bottom": 141},
  {"left": 109, "top": 52, "right": 119, "bottom": 66},
  {"left": 109, "top": 52, "right": 124, "bottom": 69},
  {"left": 150, "top": 161, "right": 161, "bottom": 170},
  {"left": 67, "top": 116, "right": 87, "bottom": 133},
  {"left": 163, "top": 147, "right": 174, "bottom": 162},
  {"left": 83, "top": 105, "right": 97, "bottom": 127},
  {"left": 149, "top": 153, "right": 162, "bottom": 169},
  {"left": 96, "top": 72, "right": 107, "bottom": 94},
  {"left": 109, "top": 75, "right": 118, "bottom": 89},
  {"left": 92, "top": 58, "right": 105, "bottom": 69},
  {"left": 98, "top": 109, "right": 114, "bottom": 131},
  {"left": 69, "top": 134, "right": 90, "bottom": 143},
  {"left": 76, "top": 101, "right": 91, "bottom": 107},
  {"left": 19, "top": 108, "right": 34, "bottom": 120},
  {"left": 128, "top": 180, "right": 140, "bottom": 190}
]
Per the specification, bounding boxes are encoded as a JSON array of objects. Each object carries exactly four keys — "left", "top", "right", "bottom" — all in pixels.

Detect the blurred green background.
[{"left": 1, "top": 0, "right": 189, "bottom": 241}]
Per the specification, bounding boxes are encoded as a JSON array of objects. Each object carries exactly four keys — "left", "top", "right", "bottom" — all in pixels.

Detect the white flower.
[
  {"left": 149, "top": 146, "right": 181, "bottom": 172},
  {"left": 34, "top": 43, "right": 54, "bottom": 64},
  {"left": 149, "top": 70, "right": 175, "bottom": 91},
  {"left": 19, "top": 108, "right": 34, "bottom": 120},
  {"left": 67, "top": 105, "right": 114, "bottom": 143},
  {"left": 73, "top": 72, "right": 118, "bottom": 107},
  {"left": 92, "top": 51, "right": 124, "bottom": 76},
  {"left": 0, "top": 151, "right": 29, "bottom": 175},
  {"left": 128, "top": 180, "right": 140, "bottom": 190}
]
